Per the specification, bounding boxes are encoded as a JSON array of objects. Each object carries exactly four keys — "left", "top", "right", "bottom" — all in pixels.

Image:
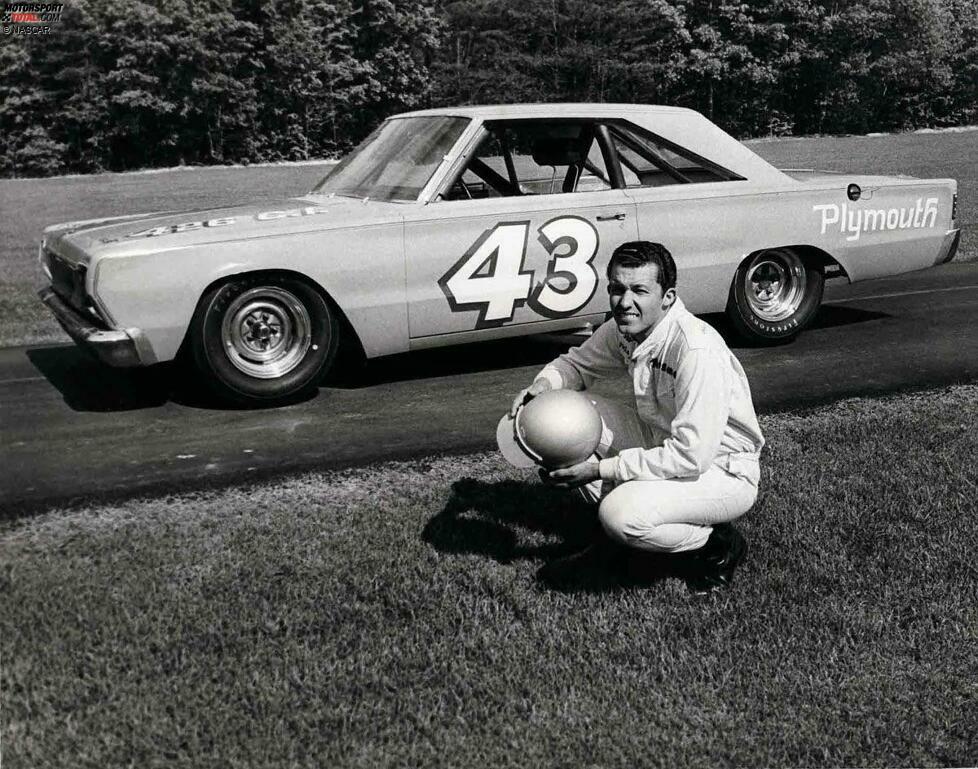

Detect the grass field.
[
  {"left": 3, "top": 385, "right": 977, "bottom": 767},
  {"left": 0, "top": 129, "right": 974, "bottom": 348}
]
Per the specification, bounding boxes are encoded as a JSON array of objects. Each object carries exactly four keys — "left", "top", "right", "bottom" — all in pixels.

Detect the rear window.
[{"left": 610, "top": 123, "right": 743, "bottom": 188}]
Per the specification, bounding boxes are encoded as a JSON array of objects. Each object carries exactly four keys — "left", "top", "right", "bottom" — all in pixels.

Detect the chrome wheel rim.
[
  {"left": 744, "top": 251, "right": 807, "bottom": 322},
  {"left": 221, "top": 287, "right": 312, "bottom": 379}
]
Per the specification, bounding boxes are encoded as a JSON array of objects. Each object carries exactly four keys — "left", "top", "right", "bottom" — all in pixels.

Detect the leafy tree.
[
  {"left": 0, "top": 4, "right": 90, "bottom": 174},
  {"left": 83, "top": 0, "right": 263, "bottom": 168},
  {"left": 236, "top": 0, "right": 366, "bottom": 160},
  {"left": 943, "top": 0, "right": 978, "bottom": 124},
  {"left": 353, "top": 0, "right": 443, "bottom": 129},
  {"left": 670, "top": 0, "right": 818, "bottom": 135},
  {"left": 0, "top": 38, "right": 41, "bottom": 174},
  {"left": 86, "top": 1, "right": 182, "bottom": 168},
  {"left": 778, "top": 0, "right": 957, "bottom": 134},
  {"left": 1, "top": 0, "right": 976, "bottom": 176},
  {"left": 168, "top": 0, "right": 262, "bottom": 164},
  {"left": 433, "top": 0, "right": 548, "bottom": 105},
  {"left": 433, "top": 0, "right": 688, "bottom": 106},
  {"left": 48, "top": 4, "right": 109, "bottom": 171}
]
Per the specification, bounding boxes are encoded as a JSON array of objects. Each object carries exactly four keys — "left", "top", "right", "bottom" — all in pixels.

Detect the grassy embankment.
[
  {"left": 3, "top": 385, "right": 977, "bottom": 767},
  {"left": 0, "top": 129, "right": 975, "bottom": 348}
]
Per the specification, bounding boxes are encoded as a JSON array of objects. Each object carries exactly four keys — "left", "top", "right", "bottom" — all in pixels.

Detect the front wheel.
[
  {"left": 726, "top": 249, "right": 824, "bottom": 345},
  {"left": 189, "top": 275, "right": 339, "bottom": 405}
]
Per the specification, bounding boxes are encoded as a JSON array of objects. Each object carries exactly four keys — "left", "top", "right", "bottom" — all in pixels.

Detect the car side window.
[
  {"left": 611, "top": 124, "right": 742, "bottom": 187},
  {"left": 443, "top": 122, "right": 613, "bottom": 201},
  {"left": 452, "top": 131, "right": 511, "bottom": 200},
  {"left": 579, "top": 141, "right": 614, "bottom": 193}
]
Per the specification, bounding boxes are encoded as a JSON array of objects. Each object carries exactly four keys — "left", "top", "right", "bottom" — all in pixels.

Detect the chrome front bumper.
[{"left": 38, "top": 287, "right": 156, "bottom": 367}]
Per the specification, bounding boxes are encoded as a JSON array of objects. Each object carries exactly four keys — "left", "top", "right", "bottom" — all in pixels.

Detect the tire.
[
  {"left": 726, "top": 248, "right": 824, "bottom": 345},
  {"left": 189, "top": 274, "right": 339, "bottom": 405}
]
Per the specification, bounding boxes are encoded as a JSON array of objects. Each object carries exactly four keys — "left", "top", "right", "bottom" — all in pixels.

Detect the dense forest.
[{"left": 1, "top": 0, "right": 976, "bottom": 176}]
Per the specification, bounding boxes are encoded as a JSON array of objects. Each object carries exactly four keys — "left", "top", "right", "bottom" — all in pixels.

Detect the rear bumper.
[
  {"left": 934, "top": 228, "right": 961, "bottom": 265},
  {"left": 38, "top": 287, "right": 156, "bottom": 367}
]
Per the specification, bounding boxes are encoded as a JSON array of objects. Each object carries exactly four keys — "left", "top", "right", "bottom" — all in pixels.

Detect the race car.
[{"left": 38, "top": 103, "right": 961, "bottom": 404}]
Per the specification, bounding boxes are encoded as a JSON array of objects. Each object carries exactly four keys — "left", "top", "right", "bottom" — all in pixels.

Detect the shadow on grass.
[
  {"left": 423, "top": 477, "right": 598, "bottom": 564},
  {"left": 423, "top": 477, "right": 684, "bottom": 594}
]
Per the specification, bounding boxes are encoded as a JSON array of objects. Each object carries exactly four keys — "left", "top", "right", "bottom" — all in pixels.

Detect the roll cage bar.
[{"left": 436, "top": 117, "right": 742, "bottom": 200}]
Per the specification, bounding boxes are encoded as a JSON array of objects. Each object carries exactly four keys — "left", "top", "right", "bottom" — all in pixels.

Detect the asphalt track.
[{"left": 3, "top": 261, "right": 978, "bottom": 513}]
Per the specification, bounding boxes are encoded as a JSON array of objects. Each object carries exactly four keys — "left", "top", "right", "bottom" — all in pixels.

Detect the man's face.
[{"left": 607, "top": 262, "right": 676, "bottom": 341}]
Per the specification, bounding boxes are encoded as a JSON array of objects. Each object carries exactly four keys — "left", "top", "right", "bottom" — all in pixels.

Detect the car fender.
[
  {"left": 625, "top": 177, "right": 956, "bottom": 314},
  {"left": 91, "top": 222, "right": 408, "bottom": 364}
]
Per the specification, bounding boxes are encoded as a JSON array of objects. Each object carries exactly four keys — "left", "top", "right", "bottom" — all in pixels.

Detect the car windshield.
[{"left": 312, "top": 116, "right": 469, "bottom": 202}]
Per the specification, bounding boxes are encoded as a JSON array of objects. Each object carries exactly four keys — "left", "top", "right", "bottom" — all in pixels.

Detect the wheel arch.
[
  {"left": 726, "top": 244, "right": 829, "bottom": 345},
  {"left": 178, "top": 267, "right": 366, "bottom": 365},
  {"left": 739, "top": 244, "right": 849, "bottom": 282}
]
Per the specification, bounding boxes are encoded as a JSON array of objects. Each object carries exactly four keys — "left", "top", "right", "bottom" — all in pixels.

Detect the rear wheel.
[
  {"left": 190, "top": 274, "right": 338, "bottom": 404},
  {"left": 726, "top": 249, "right": 824, "bottom": 344}
]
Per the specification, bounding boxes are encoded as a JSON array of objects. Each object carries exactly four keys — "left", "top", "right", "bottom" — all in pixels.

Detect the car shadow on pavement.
[
  {"left": 26, "top": 345, "right": 175, "bottom": 412},
  {"left": 698, "top": 305, "right": 891, "bottom": 348},
  {"left": 27, "top": 305, "right": 889, "bottom": 410},
  {"left": 343, "top": 305, "right": 893, "bottom": 388},
  {"left": 807, "top": 304, "right": 891, "bottom": 331},
  {"left": 327, "top": 334, "right": 579, "bottom": 388},
  {"left": 26, "top": 345, "right": 318, "bottom": 412}
]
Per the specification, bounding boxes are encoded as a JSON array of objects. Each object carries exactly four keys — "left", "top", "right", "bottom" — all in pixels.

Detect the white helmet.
[{"left": 497, "top": 389, "right": 603, "bottom": 469}]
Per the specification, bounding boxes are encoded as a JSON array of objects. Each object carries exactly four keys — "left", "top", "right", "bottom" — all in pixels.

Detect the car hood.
[{"left": 42, "top": 195, "right": 404, "bottom": 266}]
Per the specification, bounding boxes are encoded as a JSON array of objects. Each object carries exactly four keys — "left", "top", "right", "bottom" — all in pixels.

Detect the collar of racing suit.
[{"left": 626, "top": 295, "right": 686, "bottom": 361}]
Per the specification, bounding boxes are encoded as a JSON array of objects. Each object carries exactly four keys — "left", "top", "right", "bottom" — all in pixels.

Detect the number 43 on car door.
[
  {"left": 404, "top": 201, "right": 637, "bottom": 338},
  {"left": 439, "top": 215, "right": 608, "bottom": 327}
]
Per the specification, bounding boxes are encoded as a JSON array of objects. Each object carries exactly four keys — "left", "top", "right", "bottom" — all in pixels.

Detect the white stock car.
[{"left": 38, "top": 104, "right": 961, "bottom": 404}]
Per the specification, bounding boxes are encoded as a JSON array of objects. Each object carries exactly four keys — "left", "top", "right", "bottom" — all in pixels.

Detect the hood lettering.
[{"left": 125, "top": 206, "right": 330, "bottom": 238}]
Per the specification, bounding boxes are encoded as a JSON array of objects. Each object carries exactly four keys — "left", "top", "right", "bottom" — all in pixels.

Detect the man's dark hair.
[{"left": 607, "top": 241, "right": 677, "bottom": 292}]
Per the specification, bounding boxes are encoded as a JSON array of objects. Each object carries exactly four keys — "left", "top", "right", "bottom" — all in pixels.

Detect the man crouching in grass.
[{"left": 510, "top": 242, "right": 764, "bottom": 594}]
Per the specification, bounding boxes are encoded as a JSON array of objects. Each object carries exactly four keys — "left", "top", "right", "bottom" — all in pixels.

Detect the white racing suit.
[{"left": 536, "top": 297, "right": 765, "bottom": 553}]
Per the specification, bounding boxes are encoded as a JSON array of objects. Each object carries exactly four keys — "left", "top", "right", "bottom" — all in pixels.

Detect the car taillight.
[{"left": 952, "top": 193, "right": 958, "bottom": 222}]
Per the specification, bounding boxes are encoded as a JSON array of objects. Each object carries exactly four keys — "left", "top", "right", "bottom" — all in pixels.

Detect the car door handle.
[{"left": 596, "top": 212, "right": 627, "bottom": 221}]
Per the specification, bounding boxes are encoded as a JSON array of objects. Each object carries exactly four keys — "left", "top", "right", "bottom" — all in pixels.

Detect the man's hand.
[
  {"left": 510, "top": 378, "right": 553, "bottom": 417},
  {"left": 541, "top": 457, "right": 601, "bottom": 488}
]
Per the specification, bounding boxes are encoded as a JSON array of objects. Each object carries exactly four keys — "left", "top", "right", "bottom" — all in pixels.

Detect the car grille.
[{"left": 43, "top": 248, "right": 102, "bottom": 321}]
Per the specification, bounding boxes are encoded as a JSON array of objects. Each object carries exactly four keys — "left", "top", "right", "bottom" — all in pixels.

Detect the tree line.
[{"left": 1, "top": 0, "right": 975, "bottom": 176}]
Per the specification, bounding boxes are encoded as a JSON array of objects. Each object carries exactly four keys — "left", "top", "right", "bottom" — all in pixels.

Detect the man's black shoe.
[{"left": 684, "top": 523, "right": 747, "bottom": 596}]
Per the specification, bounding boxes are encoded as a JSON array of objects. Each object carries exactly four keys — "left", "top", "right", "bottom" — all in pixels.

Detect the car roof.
[
  {"left": 395, "top": 103, "right": 697, "bottom": 120},
  {"left": 396, "top": 103, "right": 790, "bottom": 185}
]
